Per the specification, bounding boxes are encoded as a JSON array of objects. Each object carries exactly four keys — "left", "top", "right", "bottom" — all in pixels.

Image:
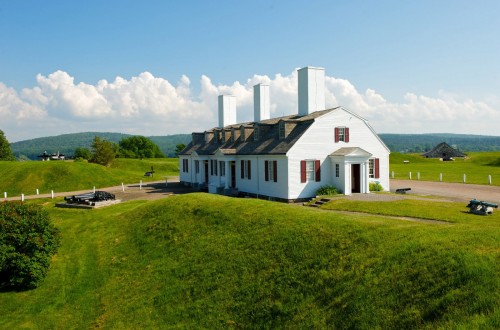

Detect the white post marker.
[
  {"left": 51, "top": 190, "right": 54, "bottom": 199},
  {"left": 3, "top": 192, "right": 6, "bottom": 200},
  {"left": 36, "top": 188, "right": 39, "bottom": 195},
  {"left": 409, "top": 172, "right": 412, "bottom": 180},
  {"left": 391, "top": 171, "right": 394, "bottom": 179},
  {"left": 122, "top": 183, "right": 125, "bottom": 192},
  {"left": 417, "top": 172, "right": 420, "bottom": 181},
  {"left": 463, "top": 174, "right": 466, "bottom": 183},
  {"left": 440, "top": 173, "right": 443, "bottom": 182},
  {"left": 21, "top": 194, "right": 24, "bottom": 202},
  {"left": 93, "top": 186, "right": 96, "bottom": 193},
  {"left": 140, "top": 180, "right": 142, "bottom": 190},
  {"left": 488, "top": 175, "right": 492, "bottom": 185}
]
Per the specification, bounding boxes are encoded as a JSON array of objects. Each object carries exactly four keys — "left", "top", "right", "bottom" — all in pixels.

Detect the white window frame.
[
  {"left": 369, "top": 158, "right": 375, "bottom": 178},
  {"left": 305, "top": 160, "right": 316, "bottom": 182},
  {"left": 338, "top": 127, "right": 346, "bottom": 142}
]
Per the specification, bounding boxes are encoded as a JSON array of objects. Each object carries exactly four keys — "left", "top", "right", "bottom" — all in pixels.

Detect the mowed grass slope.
[
  {"left": 0, "top": 158, "right": 179, "bottom": 196},
  {"left": 0, "top": 194, "right": 498, "bottom": 328},
  {"left": 390, "top": 152, "right": 500, "bottom": 185}
]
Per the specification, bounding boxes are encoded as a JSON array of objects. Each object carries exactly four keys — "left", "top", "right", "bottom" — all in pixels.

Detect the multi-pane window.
[
  {"left": 279, "top": 122, "right": 285, "bottom": 139},
  {"left": 300, "top": 160, "right": 320, "bottom": 182},
  {"left": 240, "top": 160, "right": 251, "bottom": 179},
  {"left": 369, "top": 158, "right": 380, "bottom": 179},
  {"left": 195, "top": 160, "right": 200, "bottom": 174},
  {"left": 254, "top": 126, "right": 260, "bottom": 141},
  {"left": 220, "top": 161, "right": 225, "bottom": 177},
  {"left": 210, "top": 160, "right": 218, "bottom": 175},
  {"left": 182, "top": 159, "right": 189, "bottom": 173},
  {"left": 335, "top": 127, "right": 350, "bottom": 142},
  {"left": 265, "top": 160, "right": 277, "bottom": 182},
  {"left": 335, "top": 163, "right": 340, "bottom": 177}
]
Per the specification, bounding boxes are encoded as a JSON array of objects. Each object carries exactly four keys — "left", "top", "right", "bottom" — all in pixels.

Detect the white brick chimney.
[
  {"left": 218, "top": 95, "right": 237, "bottom": 128},
  {"left": 298, "top": 66, "right": 325, "bottom": 116},
  {"left": 253, "top": 83, "right": 270, "bottom": 122}
]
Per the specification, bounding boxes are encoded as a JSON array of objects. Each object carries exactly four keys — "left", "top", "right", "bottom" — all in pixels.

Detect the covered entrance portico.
[{"left": 329, "top": 147, "right": 372, "bottom": 195}]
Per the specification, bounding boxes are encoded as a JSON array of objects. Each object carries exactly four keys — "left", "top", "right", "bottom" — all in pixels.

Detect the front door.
[
  {"left": 204, "top": 161, "right": 209, "bottom": 184},
  {"left": 351, "top": 164, "right": 361, "bottom": 193},
  {"left": 230, "top": 161, "right": 236, "bottom": 188}
]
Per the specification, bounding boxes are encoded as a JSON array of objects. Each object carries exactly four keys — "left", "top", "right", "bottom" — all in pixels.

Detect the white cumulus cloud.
[{"left": 0, "top": 69, "right": 498, "bottom": 142}]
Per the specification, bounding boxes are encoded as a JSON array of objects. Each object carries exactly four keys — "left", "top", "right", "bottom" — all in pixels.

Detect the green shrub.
[
  {"left": 0, "top": 202, "right": 60, "bottom": 290},
  {"left": 369, "top": 181, "right": 383, "bottom": 191},
  {"left": 316, "top": 185, "right": 339, "bottom": 196}
]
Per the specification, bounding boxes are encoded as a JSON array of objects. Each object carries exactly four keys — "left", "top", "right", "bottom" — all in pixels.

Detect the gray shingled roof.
[{"left": 180, "top": 108, "right": 339, "bottom": 156}]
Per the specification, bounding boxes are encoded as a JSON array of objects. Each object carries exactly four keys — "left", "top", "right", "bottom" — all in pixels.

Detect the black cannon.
[
  {"left": 466, "top": 199, "right": 498, "bottom": 215},
  {"left": 64, "top": 191, "right": 115, "bottom": 206}
]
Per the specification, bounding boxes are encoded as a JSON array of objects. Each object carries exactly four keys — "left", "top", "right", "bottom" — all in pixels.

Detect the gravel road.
[{"left": 390, "top": 179, "right": 500, "bottom": 203}]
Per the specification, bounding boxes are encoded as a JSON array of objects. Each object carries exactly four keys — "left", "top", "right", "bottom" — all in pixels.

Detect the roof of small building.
[{"left": 421, "top": 142, "right": 467, "bottom": 158}]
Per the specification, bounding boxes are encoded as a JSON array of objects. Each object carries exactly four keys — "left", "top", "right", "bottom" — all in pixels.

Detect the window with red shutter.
[
  {"left": 335, "top": 127, "right": 339, "bottom": 142},
  {"left": 273, "top": 160, "right": 277, "bottom": 182},
  {"left": 345, "top": 127, "right": 350, "bottom": 142},
  {"left": 375, "top": 158, "right": 380, "bottom": 179},
  {"left": 265, "top": 161, "right": 269, "bottom": 181},
  {"left": 315, "top": 160, "right": 321, "bottom": 182},
  {"left": 300, "top": 160, "right": 306, "bottom": 183}
]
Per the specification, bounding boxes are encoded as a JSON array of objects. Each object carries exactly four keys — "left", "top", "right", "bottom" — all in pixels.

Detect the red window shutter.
[
  {"left": 345, "top": 127, "right": 350, "bottom": 142},
  {"left": 335, "top": 127, "right": 339, "bottom": 142},
  {"left": 375, "top": 158, "right": 380, "bottom": 179},
  {"left": 273, "top": 160, "right": 277, "bottom": 182},
  {"left": 300, "top": 160, "right": 306, "bottom": 183},
  {"left": 247, "top": 160, "right": 251, "bottom": 180},
  {"left": 265, "top": 161, "right": 269, "bottom": 181},
  {"left": 315, "top": 160, "right": 321, "bottom": 182},
  {"left": 241, "top": 160, "right": 244, "bottom": 179}
]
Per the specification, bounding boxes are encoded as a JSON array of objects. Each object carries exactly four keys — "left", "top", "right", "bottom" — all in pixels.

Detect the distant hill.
[
  {"left": 379, "top": 133, "right": 500, "bottom": 153},
  {"left": 10, "top": 132, "right": 500, "bottom": 160},
  {"left": 11, "top": 132, "right": 191, "bottom": 159}
]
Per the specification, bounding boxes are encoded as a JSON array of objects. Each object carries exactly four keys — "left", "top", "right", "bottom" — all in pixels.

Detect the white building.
[{"left": 179, "top": 66, "right": 390, "bottom": 202}]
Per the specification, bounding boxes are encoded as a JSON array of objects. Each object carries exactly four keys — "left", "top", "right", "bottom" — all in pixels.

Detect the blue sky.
[{"left": 1, "top": 0, "right": 499, "bottom": 141}]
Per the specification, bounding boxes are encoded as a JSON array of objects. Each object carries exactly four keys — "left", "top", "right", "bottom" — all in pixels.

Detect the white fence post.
[
  {"left": 122, "top": 183, "right": 125, "bottom": 192},
  {"left": 391, "top": 170, "right": 394, "bottom": 179},
  {"left": 440, "top": 173, "right": 442, "bottom": 182},
  {"left": 409, "top": 172, "right": 412, "bottom": 180},
  {"left": 140, "top": 180, "right": 142, "bottom": 190},
  {"left": 3, "top": 192, "right": 6, "bottom": 200},
  {"left": 51, "top": 190, "right": 54, "bottom": 199},
  {"left": 21, "top": 194, "right": 24, "bottom": 202},
  {"left": 417, "top": 172, "right": 420, "bottom": 181},
  {"left": 488, "top": 175, "right": 492, "bottom": 185},
  {"left": 36, "top": 188, "right": 39, "bottom": 195},
  {"left": 463, "top": 174, "right": 466, "bottom": 183},
  {"left": 93, "top": 186, "right": 96, "bottom": 193}
]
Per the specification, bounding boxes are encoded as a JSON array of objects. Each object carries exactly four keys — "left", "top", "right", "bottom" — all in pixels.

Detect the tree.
[
  {"left": 118, "top": 136, "right": 164, "bottom": 159},
  {"left": 74, "top": 147, "right": 91, "bottom": 160},
  {"left": 0, "top": 130, "right": 15, "bottom": 161},
  {"left": 89, "top": 136, "right": 117, "bottom": 166},
  {"left": 0, "top": 202, "right": 60, "bottom": 290},
  {"left": 175, "top": 143, "right": 186, "bottom": 157}
]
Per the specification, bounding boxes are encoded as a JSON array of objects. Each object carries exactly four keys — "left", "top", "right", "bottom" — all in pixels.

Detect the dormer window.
[
  {"left": 254, "top": 125, "right": 260, "bottom": 141},
  {"left": 240, "top": 126, "right": 245, "bottom": 141},
  {"left": 279, "top": 122, "right": 285, "bottom": 139}
]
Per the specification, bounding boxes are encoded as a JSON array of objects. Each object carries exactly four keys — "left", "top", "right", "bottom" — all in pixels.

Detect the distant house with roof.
[
  {"left": 422, "top": 142, "right": 466, "bottom": 160},
  {"left": 179, "top": 66, "right": 390, "bottom": 202}
]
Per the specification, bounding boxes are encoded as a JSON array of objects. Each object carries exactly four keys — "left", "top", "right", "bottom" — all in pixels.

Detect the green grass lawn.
[
  {"left": 390, "top": 152, "right": 500, "bottom": 186},
  {"left": 0, "top": 158, "right": 179, "bottom": 196},
  {"left": 0, "top": 194, "right": 498, "bottom": 328}
]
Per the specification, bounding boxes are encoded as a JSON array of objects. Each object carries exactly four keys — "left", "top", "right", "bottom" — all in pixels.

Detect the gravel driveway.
[{"left": 390, "top": 179, "right": 500, "bottom": 203}]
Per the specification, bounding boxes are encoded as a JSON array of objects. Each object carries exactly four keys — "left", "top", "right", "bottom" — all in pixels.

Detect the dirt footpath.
[{"left": 390, "top": 179, "right": 500, "bottom": 203}]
